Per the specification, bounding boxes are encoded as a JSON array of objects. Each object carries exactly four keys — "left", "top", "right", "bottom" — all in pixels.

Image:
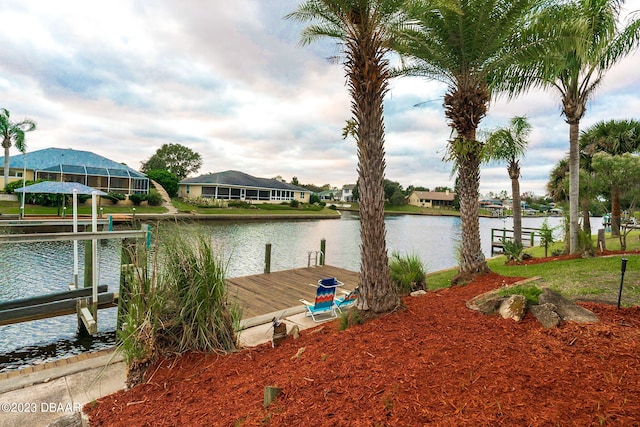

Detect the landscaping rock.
[
  {"left": 529, "top": 303, "right": 561, "bottom": 329},
  {"left": 466, "top": 293, "right": 506, "bottom": 315},
  {"left": 539, "top": 289, "right": 599, "bottom": 323},
  {"left": 499, "top": 295, "right": 527, "bottom": 321},
  {"left": 410, "top": 290, "right": 427, "bottom": 297}
]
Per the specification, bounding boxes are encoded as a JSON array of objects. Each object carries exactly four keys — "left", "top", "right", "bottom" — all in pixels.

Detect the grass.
[
  {"left": 426, "top": 231, "right": 640, "bottom": 307},
  {"left": 118, "top": 226, "right": 241, "bottom": 385},
  {"left": 0, "top": 199, "right": 338, "bottom": 216},
  {"left": 497, "top": 284, "right": 543, "bottom": 304},
  {"left": 0, "top": 200, "right": 167, "bottom": 215}
]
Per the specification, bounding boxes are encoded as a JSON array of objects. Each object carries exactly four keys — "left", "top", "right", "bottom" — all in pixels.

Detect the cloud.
[{"left": 0, "top": 0, "right": 639, "bottom": 198}]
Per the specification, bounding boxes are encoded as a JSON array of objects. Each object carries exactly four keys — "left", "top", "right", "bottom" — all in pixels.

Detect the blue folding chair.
[
  {"left": 335, "top": 287, "right": 359, "bottom": 312},
  {"left": 300, "top": 284, "right": 338, "bottom": 322}
]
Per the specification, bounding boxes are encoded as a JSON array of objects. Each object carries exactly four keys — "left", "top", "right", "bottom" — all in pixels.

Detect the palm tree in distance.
[
  {"left": 513, "top": 0, "right": 640, "bottom": 253},
  {"left": 395, "top": 0, "right": 553, "bottom": 283},
  {"left": 286, "top": 0, "right": 404, "bottom": 314},
  {"left": 0, "top": 108, "right": 36, "bottom": 189},
  {"left": 485, "top": 116, "right": 532, "bottom": 246},
  {"left": 580, "top": 119, "right": 640, "bottom": 237}
]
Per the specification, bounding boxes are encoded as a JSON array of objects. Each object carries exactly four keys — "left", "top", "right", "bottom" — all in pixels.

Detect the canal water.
[{"left": 0, "top": 212, "right": 565, "bottom": 371}]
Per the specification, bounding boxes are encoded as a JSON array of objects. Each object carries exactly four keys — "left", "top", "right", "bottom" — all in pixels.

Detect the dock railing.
[
  {"left": 490, "top": 227, "right": 541, "bottom": 254},
  {"left": 0, "top": 224, "right": 150, "bottom": 333}
]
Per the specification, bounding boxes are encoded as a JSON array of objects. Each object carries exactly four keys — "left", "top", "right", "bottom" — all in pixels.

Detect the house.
[
  {"left": 0, "top": 147, "right": 149, "bottom": 194},
  {"left": 407, "top": 190, "right": 455, "bottom": 208},
  {"left": 178, "top": 170, "right": 311, "bottom": 203},
  {"left": 340, "top": 184, "right": 356, "bottom": 202},
  {"left": 317, "top": 189, "right": 339, "bottom": 201}
]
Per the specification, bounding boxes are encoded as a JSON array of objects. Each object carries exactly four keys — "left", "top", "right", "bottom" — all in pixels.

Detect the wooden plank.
[
  {"left": 0, "top": 285, "right": 109, "bottom": 311},
  {"left": 0, "top": 293, "right": 117, "bottom": 326},
  {"left": 225, "top": 265, "right": 359, "bottom": 319}
]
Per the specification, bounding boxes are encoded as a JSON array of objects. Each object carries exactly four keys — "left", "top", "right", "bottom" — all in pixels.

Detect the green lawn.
[
  {"left": 426, "top": 232, "right": 640, "bottom": 307},
  {"left": 0, "top": 199, "right": 341, "bottom": 217},
  {"left": 0, "top": 200, "right": 167, "bottom": 215}
]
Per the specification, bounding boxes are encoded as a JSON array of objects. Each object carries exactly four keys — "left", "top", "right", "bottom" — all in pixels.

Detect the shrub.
[
  {"left": 389, "top": 251, "right": 427, "bottom": 295},
  {"left": 146, "top": 189, "right": 163, "bottom": 206},
  {"left": 5, "top": 179, "right": 41, "bottom": 193},
  {"left": 146, "top": 169, "right": 179, "bottom": 198},
  {"left": 181, "top": 197, "right": 227, "bottom": 208},
  {"left": 228, "top": 200, "right": 252, "bottom": 209},
  {"left": 128, "top": 193, "right": 147, "bottom": 206},
  {"left": 539, "top": 219, "right": 556, "bottom": 257},
  {"left": 502, "top": 239, "right": 524, "bottom": 262},
  {"left": 289, "top": 199, "right": 300, "bottom": 208},
  {"left": 309, "top": 194, "right": 321, "bottom": 205},
  {"left": 329, "top": 204, "right": 337, "bottom": 210},
  {"left": 105, "top": 192, "right": 126, "bottom": 205}
]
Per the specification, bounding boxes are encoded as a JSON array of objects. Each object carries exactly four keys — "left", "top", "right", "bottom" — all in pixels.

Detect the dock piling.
[{"left": 264, "top": 243, "right": 272, "bottom": 274}]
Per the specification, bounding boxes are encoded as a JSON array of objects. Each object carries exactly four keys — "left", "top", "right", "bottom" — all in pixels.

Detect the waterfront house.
[
  {"left": 407, "top": 190, "right": 455, "bottom": 208},
  {"left": 339, "top": 184, "right": 356, "bottom": 202},
  {"left": 178, "top": 170, "right": 312, "bottom": 203},
  {"left": 318, "top": 189, "right": 339, "bottom": 201},
  {"left": 0, "top": 147, "right": 149, "bottom": 194}
]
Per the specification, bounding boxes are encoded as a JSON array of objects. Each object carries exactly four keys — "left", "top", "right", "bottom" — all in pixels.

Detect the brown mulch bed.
[{"left": 85, "top": 273, "right": 640, "bottom": 426}]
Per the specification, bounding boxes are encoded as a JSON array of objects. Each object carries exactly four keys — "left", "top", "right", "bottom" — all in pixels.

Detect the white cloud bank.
[{"left": 1, "top": 0, "right": 640, "bottom": 197}]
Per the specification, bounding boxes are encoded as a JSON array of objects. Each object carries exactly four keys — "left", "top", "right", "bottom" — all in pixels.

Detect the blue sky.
[{"left": 1, "top": 1, "right": 640, "bottom": 197}]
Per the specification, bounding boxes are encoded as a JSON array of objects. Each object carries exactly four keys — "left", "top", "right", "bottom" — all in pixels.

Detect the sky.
[{"left": 2, "top": 1, "right": 640, "bottom": 197}]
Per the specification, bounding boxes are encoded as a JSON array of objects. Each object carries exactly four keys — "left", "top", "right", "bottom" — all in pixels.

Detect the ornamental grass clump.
[
  {"left": 389, "top": 251, "right": 427, "bottom": 295},
  {"left": 160, "top": 232, "right": 240, "bottom": 353},
  {"left": 118, "top": 227, "right": 241, "bottom": 387}
]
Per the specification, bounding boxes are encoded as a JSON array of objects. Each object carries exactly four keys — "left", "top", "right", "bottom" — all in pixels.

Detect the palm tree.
[
  {"left": 485, "top": 116, "right": 532, "bottom": 245},
  {"left": 516, "top": 0, "right": 640, "bottom": 253},
  {"left": 0, "top": 108, "right": 36, "bottom": 189},
  {"left": 287, "top": 0, "right": 402, "bottom": 313},
  {"left": 581, "top": 119, "right": 640, "bottom": 236},
  {"left": 395, "top": 0, "right": 550, "bottom": 283}
]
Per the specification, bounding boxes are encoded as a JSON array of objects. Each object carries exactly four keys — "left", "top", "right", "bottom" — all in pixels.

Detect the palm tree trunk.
[
  {"left": 509, "top": 164, "right": 522, "bottom": 245},
  {"left": 611, "top": 186, "right": 621, "bottom": 237},
  {"left": 3, "top": 142, "right": 10, "bottom": 189},
  {"left": 581, "top": 197, "right": 591, "bottom": 234},
  {"left": 569, "top": 121, "right": 580, "bottom": 253},
  {"left": 347, "top": 36, "right": 399, "bottom": 314},
  {"left": 453, "top": 142, "right": 489, "bottom": 283}
]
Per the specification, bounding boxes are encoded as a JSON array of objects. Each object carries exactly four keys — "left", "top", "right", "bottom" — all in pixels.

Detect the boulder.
[
  {"left": 410, "top": 290, "right": 427, "bottom": 297},
  {"left": 538, "top": 289, "right": 599, "bottom": 323},
  {"left": 499, "top": 295, "right": 527, "bottom": 322},
  {"left": 466, "top": 293, "right": 506, "bottom": 315},
  {"left": 529, "top": 303, "right": 561, "bottom": 329}
]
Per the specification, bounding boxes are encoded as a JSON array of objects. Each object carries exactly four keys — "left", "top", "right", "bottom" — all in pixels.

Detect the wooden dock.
[{"left": 226, "top": 265, "right": 359, "bottom": 319}]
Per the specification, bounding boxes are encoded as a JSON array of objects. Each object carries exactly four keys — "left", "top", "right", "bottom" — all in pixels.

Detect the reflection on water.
[
  {"left": 0, "top": 239, "right": 120, "bottom": 371},
  {"left": 0, "top": 213, "right": 565, "bottom": 371}
]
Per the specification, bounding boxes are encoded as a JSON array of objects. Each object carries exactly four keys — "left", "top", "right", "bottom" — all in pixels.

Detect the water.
[{"left": 0, "top": 213, "right": 566, "bottom": 371}]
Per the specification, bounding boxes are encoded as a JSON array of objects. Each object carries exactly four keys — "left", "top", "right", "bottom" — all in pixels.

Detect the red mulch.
[
  {"left": 508, "top": 249, "right": 640, "bottom": 265},
  {"left": 85, "top": 273, "right": 640, "bottom": 426}
]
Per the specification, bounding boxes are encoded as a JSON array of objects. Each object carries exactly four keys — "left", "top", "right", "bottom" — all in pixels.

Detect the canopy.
[{"left": 13, "top": 181, "right": 108, "bottom": 196}]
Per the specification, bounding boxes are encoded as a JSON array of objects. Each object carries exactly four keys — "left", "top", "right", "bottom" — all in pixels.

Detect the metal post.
[
  {"left": 617, "top": 258, "right": 628, "bottom": 309},
  {"left": 320, "top": 238, "right": 326, "bottom": 265},
  {"left": 264, "top": 243, "right": 272, "bottom": 274},
  {"left": 91, "top": 192, "right": 98, "bottom": 320},
  {"left": 20, "top": 151, "right": 26, "bottom": 219},
  {"left": 72, "top": 189, "right": 78, "bottom": 290}
]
